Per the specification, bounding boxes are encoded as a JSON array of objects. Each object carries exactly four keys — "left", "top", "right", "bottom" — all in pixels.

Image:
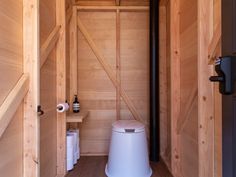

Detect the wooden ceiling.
[{"left": 75, "top": 0, "right": 149, "bottom": 6}]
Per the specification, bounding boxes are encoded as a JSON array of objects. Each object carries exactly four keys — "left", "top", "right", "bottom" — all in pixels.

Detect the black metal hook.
[{"left": 37, "top": 105, "right": 44, "bottom": 116}]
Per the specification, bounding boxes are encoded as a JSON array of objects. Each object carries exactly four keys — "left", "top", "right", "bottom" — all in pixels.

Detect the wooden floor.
[{"left": 66, "top": 156, "right": 173, "bottom": 177}]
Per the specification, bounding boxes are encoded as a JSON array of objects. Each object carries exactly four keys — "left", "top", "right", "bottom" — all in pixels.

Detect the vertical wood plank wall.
[
  {"left": 179, "top": 0, "right": 198, "bottom": 176},
  {"left": 74, "top": 10, "right": 150, "bottom": 155},
  {"left": 0, "top": 1, "right": 23, "bottom": 177},
  {"left": 40, "top": 0, "right": 57, "bottom": 177},
  {"left": 169, "top": 0, "right": 199, "bottom": 176},
  {"left": 213, "top": 1, "right": 222, "bottom": 177},
  {"left": 77, "top": 11, "right": 117, "bottom": 155},
  {"left": 159, "top": 2, "right": 171, "bottom": 169}
]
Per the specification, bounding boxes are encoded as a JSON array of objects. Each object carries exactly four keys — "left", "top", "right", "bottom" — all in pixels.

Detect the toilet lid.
[{"left": 112, "top": 120, "right": 145, "bottom": 133}]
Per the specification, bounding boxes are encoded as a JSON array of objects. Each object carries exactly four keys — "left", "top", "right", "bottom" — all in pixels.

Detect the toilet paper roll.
[{"left": 57, "top": 103, "right": 69, "bottom": 113}]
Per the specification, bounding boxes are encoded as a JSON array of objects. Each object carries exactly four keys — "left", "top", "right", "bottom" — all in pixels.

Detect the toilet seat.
[{"left": 112, "top": 120, "right": 145, "bottom": 133}]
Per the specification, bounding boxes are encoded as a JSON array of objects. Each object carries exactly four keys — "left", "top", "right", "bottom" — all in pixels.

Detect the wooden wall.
[
  {"left": 0, "top": 1, "right": 23, "bottom": 177},
  {"left": 40, "top": 0, "right": 57, "bottom": 177},
  {"left": 0, "top": 105, "right": 23, "bottom": 177},
  {"left": 0, "top": 0, "right": 23, "bottom": 106},
  {"left": 167, "top": 0, "right": 199, "bottom": 176},
  {"left": 213, "top": 0, "right": 222, "bottom": 176},
  {"left": 159, "top": 2, "right": 171, "bottom": 169},
  {"left": 75, "top": 0, "right": 149, "bottom": 6},
  {"left": 74, "top": 10, "right": 149, "bottom": 155},
  {"left": 178, "top": 0, "right": 198, "bottom": 176}
]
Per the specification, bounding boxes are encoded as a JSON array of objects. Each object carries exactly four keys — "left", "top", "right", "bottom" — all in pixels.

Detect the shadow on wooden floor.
[{"left": 66, "top": 156, "right": 173, "bottom": 177}]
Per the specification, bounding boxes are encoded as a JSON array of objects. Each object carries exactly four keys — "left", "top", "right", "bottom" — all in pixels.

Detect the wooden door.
[{"left": 221, "top": 0, "right": 236, "bottom": 176}]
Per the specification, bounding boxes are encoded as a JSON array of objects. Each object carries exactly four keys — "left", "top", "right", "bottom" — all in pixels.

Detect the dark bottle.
[{"left": 73, "top": 95, "right": 80, "bottom": 113}]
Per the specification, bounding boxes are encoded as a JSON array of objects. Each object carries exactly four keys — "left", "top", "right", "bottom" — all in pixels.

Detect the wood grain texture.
[
  {"left": 77, "top": 11, "right": 116, "bottom": 155},
  {"left": 23, "top": 0, "right": 40, "bottom": 176},
  {"left": 120, "top": 11, "right": 149, "bottom": 130},
  {"left": 0, "top": 104, "right": 23, "bottom": 177},
  {"left": 66, "top": 156, "right": 172, "bottom": 177},
  {"left": 0, "top": 0, "right": 23, "bottom": 107},
  {"left": 75, "top": 10, "right": 149, "bottom": 155},
  {"left": 70, "top": 7, "right": 78, "bottom": 110},
  {"left": 170, "top": 0, "right": 181, "bottom": 176},
  {"left": 0, "top": 74, "right": 29, "bottom": 139},
  {"left": 56, "top": 0, "right": 67, "bottom": 175},
  {"left": 159, "top": 4, "right": 171, "bottom": 170},
  {"left": 179, "top": 0, "right": 199, "bottom": 176},
  {"left": 116, "top": 10, "right": 121, "bottom": 120},
  {"left": 213, "top": 1, "right": 222, "bottom": 176},
  {"left": 40, "top": 51, "right": 57, "bottom": 177},
  {"left": 39, "top": 0, "right": 58, "bottom": 176},
  {"left": 40, "top": 0, "right": 56, "bottom": 45},
  {"left": 40, "top": 25, "right": 61, "bottom": 68},
  {"left": 77, "top": 15, "right": 144, "bottom": 122},
  {"left": 198, "top": 0, "right": 215, "bottom": 176},
  {"left": 75, "top": 0, "right": 149, "bottom": 6}
]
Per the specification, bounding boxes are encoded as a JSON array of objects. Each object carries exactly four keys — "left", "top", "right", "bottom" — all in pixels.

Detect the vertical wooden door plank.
[
  {"left": 23, "top": 0, "right": 40, "bottom": 177},
  {"left": 198, "top": 0, "right": 215, "bottom": 176},
  {"left": 56, "top": 0, "right": 66, "bottom": 176},
  {"left": 170, "top": 0, "right": 181, "bottom": 176}
]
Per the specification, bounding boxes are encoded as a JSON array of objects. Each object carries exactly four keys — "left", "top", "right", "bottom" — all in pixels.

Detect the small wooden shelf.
[{"left": 67, "top": 110, "right": 89, "bottom": 123}]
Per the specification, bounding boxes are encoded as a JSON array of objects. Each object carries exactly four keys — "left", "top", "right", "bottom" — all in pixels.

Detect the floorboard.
[{"left": 66, "top": 156, "right": 173, "bottom": 177}]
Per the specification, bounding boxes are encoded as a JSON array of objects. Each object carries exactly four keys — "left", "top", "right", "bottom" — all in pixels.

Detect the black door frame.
[{"left": 222, "top": 0, "right": 236, "bottom": 176}]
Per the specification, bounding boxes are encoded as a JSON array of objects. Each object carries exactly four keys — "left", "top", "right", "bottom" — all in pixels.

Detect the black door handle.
[{"left": 209, "top": 76, "right": 224, "bottom": 82}]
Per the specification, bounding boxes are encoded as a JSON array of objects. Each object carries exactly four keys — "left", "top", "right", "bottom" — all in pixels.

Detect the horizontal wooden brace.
[
  {"left": 76, "top": 5, "right": 149, "bottom": 11},
  {"left": 40, "top": 25, "right": 61, "bottom": 68},
  {"left": 0, "top": 74, "right": 29, "bottom": 138},
  {"left": 77, "top": 17, "right": 144, "bottom": 122}
]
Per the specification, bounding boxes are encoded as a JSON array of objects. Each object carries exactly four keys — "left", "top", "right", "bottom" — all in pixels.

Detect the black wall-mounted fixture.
[
  {"left": 150, "top": 0, "right": 160, "bottom": 162},
  {"left": 210, "top": 56, "right": 236, "bottom": 95}
]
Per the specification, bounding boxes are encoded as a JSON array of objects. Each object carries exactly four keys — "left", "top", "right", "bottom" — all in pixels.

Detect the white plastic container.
[
  {"left": 105, "top": 120, "right": 152, "bottom": 177},
  {"left": 67, "top": 129, "right": 80, "bottom": 164},
  {"left": 66, "top": 134, "right": 74, "bottom": 171}
]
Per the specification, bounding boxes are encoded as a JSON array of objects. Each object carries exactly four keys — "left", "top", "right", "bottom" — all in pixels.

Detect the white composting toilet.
[{"left": 105, "top": 120, "right": 152, "bottom": 177}]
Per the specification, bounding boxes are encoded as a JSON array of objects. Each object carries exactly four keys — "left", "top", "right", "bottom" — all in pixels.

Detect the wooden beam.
[
  {"left": 77, "top": 17, "right": 144, "bottom": 122},
  {"left": 159, "top": 0, "right": 169, "bottom": 7},
  {"left": 116, "top": 9, "right": 120, "bottom": 120},
  {"left": 23, "top": 0, "right": 40, "bottom": 177},
  {"left": 0, "top": 74, "right": 29, "bottom": 138},
  {"left": 116, "top": 0, "right": 120, "bottom": 6},
  {"left": 198, "top": 0, "right": 215, "bottom": 176},
  {"left": 56, "top": 0, "right": 67, "bottom": 176},
  {"left": 170, "top": 0, "right": 182, "bottom": 176},
  {"left": 74, "top": 1, "right": 116, "bottom": 6},
  {"left": 76, "top": 6, "right": 149, "bottom": 11},
  {"left": 70, "top": 7, "right": 78, "bottom": 112},
  {"left": 66, "top": 6, "right": 73, "bottom": 25},
  {"left": 40, "top": 26, "right": 61, "bottom": 68},
  {"left": 208, "top": 22, "right": 221, "bottom": 63}
]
